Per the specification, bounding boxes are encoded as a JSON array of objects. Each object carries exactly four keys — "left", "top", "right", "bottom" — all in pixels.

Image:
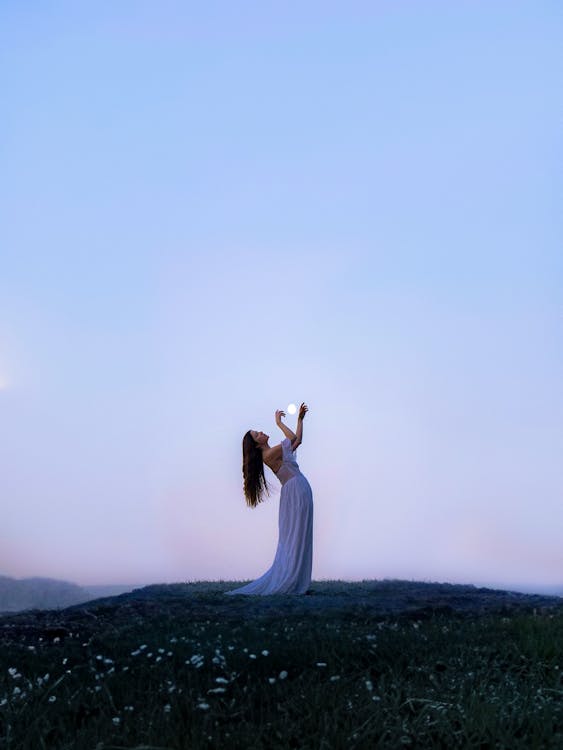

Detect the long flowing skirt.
[{"left": 225, "top": 474, "right": 313, "bottom": 596}]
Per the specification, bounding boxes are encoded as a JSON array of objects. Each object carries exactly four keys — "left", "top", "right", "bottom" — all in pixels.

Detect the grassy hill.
[{"left": 2, "top": 579, "right": 563, "bottom": 748}]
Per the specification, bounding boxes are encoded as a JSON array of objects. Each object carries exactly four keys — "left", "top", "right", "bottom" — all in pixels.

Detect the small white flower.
[
  {"left": 316, "top": 662, "right": 327, "bottom": 667},
  {"left": 261, "top": 650, "right": 269, "bottom": 656},
  {"left": 215, "top": 677, "right": 229, "bottom": 684},
  {"left": 330, "top": 675, "right": 340, "bottom": 682},
  {"left": 207, "top": 687, "right": 226, "bottom": 694},
  {"left": 13, "top": 687, "right": 21, "bottom": 695},
  {"left": 131, "top": 650, "right": 141, "bottom": 656},
  {"left": 197, "top": 702, "right": 210, "bottom": 710},
  {"left": 155, "top": 656, "right": 162, "bottom": 662},
  {"left": 139, "top": 644, "right": 147, "bottom": 650},
  {"left": 279, "top": 671, "right": 288, "bottom": 680},
  {"left": 268, "top": 677, "right": 276, "bottom": 684},
  {"left": 48, "top": 695, "right": 56, "bottom": 702},
  {"left": 112, "top": 717, "right": 120, "bottom": 725},
  {"left": 164, "top": 704, "right": 171, "bottom": 712},
  {"left": 365, "top": 680, "right": 373, "bottom": 691},
  {"left": 158, "top": 648, "right": 165, "bottom": 654},
  {"left": 249, "top": 654, "right": 257, "bottom": 659}
]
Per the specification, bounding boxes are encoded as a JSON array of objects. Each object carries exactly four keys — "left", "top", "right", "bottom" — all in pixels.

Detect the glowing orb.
[{"left": 287, "top": 403, "right": 297, "bottom": 415}]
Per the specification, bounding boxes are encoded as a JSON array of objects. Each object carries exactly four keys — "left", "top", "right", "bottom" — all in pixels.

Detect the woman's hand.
[
  {"left": 275, "top": 409, "right": 285, "bottom": 425},
  {"left": 298, "top": 402, "right": 308, "bottom": 420}
]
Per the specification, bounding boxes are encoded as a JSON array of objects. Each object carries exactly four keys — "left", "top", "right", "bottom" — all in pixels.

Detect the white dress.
[{"left": 225, "top": 437, "right": 314, "bottom": 596}]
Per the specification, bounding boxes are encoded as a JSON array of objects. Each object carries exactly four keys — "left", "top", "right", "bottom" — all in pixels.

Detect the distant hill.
[
  {"left": 0, "top": 575, "right": 90, "bottom": 613},
  {"left": 0, "top": 575, "right": 146, "bottom": 614}
]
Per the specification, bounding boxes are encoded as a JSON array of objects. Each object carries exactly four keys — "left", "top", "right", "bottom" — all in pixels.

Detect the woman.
[{"left": 225, "top": 402, "right": 313, "bottom": 596}]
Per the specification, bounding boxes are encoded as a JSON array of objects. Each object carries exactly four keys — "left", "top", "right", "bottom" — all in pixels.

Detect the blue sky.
[{"left": 1, "top": 1, "right": 561, "bottom": 591}]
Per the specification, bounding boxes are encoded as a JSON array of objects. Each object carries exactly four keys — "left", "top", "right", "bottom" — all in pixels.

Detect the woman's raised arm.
[
  {"left": 275, "top": 409, "right": 297, "bottom": 441},
  {"left": 293, "top": 402, "right": 308, "bottom": 448}
]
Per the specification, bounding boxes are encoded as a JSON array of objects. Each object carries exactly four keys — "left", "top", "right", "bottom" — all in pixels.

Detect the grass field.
[{"left": 2, "top": 580, "right": 563, "bottom": 749}]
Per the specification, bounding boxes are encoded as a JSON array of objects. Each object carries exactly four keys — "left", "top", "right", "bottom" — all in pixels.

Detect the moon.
[{"left": 287, "top": 403, "right": 297, "bottom": 415}]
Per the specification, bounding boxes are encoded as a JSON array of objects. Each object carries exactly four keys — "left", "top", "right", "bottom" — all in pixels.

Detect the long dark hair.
[{"left": 242, "top": 430, "right": 272, "bottom": 508}]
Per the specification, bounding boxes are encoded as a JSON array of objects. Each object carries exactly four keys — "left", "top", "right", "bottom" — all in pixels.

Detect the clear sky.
[{"left": 1, "top": 1, "right": 561, "bottom": 593}]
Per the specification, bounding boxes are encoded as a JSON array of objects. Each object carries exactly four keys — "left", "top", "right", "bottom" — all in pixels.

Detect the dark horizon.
[{"left": 3, "top": 573, "right": 562, "bottom": 598}]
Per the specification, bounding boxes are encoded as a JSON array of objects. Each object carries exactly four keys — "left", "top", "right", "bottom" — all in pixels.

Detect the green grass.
[{"left": 2, "top": 597, "right": 563, "bottom": 748}]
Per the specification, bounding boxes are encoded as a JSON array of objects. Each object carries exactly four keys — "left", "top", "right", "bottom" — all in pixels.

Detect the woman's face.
[{"left": 251, "top": 430, "right": 268, "bottom": 446}]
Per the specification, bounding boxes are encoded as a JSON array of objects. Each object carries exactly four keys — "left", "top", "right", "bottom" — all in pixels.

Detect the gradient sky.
[{"left": 1, "top": 1, "right": 561, "bottom": 592}]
